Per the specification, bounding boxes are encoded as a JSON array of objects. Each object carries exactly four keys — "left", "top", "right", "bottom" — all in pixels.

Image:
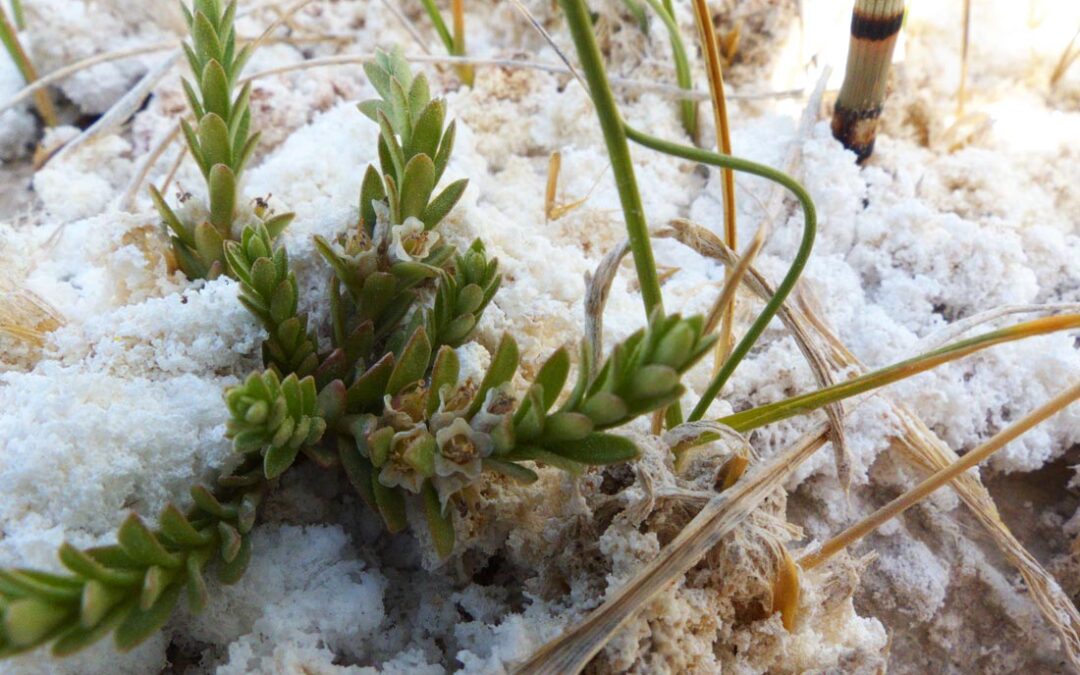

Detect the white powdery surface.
[
  {"left": 0, "top": 50, "right": 36, "bottom": 161},
  {"left": 0, "top": 365, "right": 231, "bottom": 545},
  {"left": 0, "top": 0, "right": 1077, "bottom": 672}
]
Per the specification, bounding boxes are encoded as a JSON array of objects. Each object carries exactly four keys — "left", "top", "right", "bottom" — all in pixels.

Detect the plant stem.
[
  {"left": 638, "top": 0, "right": 696, "bottom": 140},
  {"left": 419, "top": 0, "right": 454, "bottom": 52},
  {"left": 450, "top": 0, "right": 474, "bottom": 85},
  {"left": 691, "top": 0, "right": 738, "bottom": 372},
  {"left": 559, "top": 0, "right": 664, "bottom": 317},
  {"left": 0, "top": 4, "right": 56, "bottom": 126},
  {"left": 958, "top": 0, "right": 971, "bottom": 116},
  {"left": 10, "top": 0, "right": 24, "bottom": 29},
  {"left": 800, "top": 381, "right": 1080, "bottom": 570},
  {"left": 720, "top": 314, "right": 1080, "bottom": 432},
  {"left": 622, "top": 125, "right": 816, "bottom": 421}
]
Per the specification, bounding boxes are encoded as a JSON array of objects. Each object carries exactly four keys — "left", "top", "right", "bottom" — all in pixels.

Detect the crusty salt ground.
[{"left": 0, "top": 0, "right": 1078, "bottom": 672}]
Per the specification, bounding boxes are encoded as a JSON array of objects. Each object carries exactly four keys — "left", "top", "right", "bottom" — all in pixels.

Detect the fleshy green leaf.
[
  {"left": 408, "top": 99, "right": 444, "bottom": 160},
  {"left": 467, "top": 333, "right": 519, "bottom": 418},
  {"left": 534, "top": 347, "right": 571, "bottom": 412},
  {"left": 347, "top": 353, "right": 394, "bottom": 412},
  {"left": 481, "top": 458, "right": 539, "bottom": 484},
  {"left": 200, "top": 59, "right": 231, "bottom": 119},
  {"left": 117, "top": 515, "right": 180, "bottom": 569},
  {"left": 217, "top": 536, "right": 251, "bottom": 585},
  {"left": 427, "top": 346, "right": 460, "bottom": 416},
  {"left": 208, "top": 163, "right": 236, "bottom": 233},
  {"left": 420, "top": 178, "right": 467, "bottom": 230},
  {"left": 113, "top": 582, "right": 181, "bottom": 651},
  {"left": 421, "top": 481, "right": 455, "bottom": 559},
  {"left": 399, "top": 154, "right": 436, "bottom": 221},
  {"left": 159, "top": 505, "right": 211, "bottom": 548},
  {"left": 359, "top": 165, "right": 386, "bottom": 234},
  {"left": 2, "top": 598, "right": 72, "bottom": 647},
  {"left": 549, "top": 432, "right": 640, "bottom": 465},
  {"left": 372, "top": 479, "right": 407, "bottom": 533}
]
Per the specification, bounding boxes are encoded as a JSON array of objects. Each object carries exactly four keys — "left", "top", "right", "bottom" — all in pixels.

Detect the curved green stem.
[
  {"left": 720, "top": 314, "right": 1080, "bottom": 432},
  {"left": 623, "top": 124, "right": 817, "bottom": 421},
  {"left": 637, "top": 0, "right": 697, "bottom": 140}
]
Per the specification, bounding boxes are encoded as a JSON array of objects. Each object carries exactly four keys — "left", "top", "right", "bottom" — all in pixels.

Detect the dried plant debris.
[{"left": 0, "top": 284, "right": 64, "bottom": 371}]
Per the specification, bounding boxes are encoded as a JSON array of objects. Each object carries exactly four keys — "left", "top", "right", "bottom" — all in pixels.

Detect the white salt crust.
[{"left": 0, "top": 0, "right": 1077, "bottom": 672}]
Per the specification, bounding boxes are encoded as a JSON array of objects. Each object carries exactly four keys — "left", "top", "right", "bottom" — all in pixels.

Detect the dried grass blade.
[
  {"left": 47, "top": 50, "right": 181, "bottom": 166},
  {"left": 544, "top": 151, "right": 560, "bottom": 221},
  {"left": 119, "top": 123, "right": 182, "bottom": 211},
  {"left": 380, "top": 0, "right": 430, "bottom": 53},
  {"left": 1050, "top": 25, "right": 1080, "bottom": 87},
  {"left": 232, "top": 52, "right": 800, "bottom": 102},
  {"left": 0, "top": 42, "right": 176, "bottom": 118},
  {"left": 514, "top": 423, "right": 834, "bottom": 675},
  {"left": 662, "top": 220, "right": 851, "bottom": 489},
  {"left": 801, "top": 382, "right": 1080, "bottom": 569},
  {"left": 703, "top": 226, "right": 764, "bottom": 335},
  {"left": 918, "top": 302, "right": 1080, "bottom": 351},
  {"left": 691, "top": 0, "right": 738, "bottom": 364},
  {"left": 584, "top": 240, "right": 630, "bottom": 372},
  {"left": 794, "top": 295, "right": 1080, "bottom": 670}
]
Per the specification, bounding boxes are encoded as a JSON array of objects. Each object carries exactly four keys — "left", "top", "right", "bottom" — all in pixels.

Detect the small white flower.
[
  {"left": 429, "top": 382, "right": 474, "bottom": 433},
  {"left": 435, "top": 417, "right": 491, "bottom": 478},
  {"left": 432, "top": 417, "right": 493, "bottom": 511},
  {"left": 381, "top": 386, "right": 426, "bottom": 431},
  {"left": 470, "top": 384, "right": 515, "bottom": 434},
  {"left": 389, "top": 217, "right": 440, "bottom": 262},
  {"left": 377, "top": 425, "right": 431, "bottom": 494},
  {"left": 378, "top": 461, "right": 425, "bottom": 494},
  {"left": 432, "top": 474, "right": 471, "bottom": 513},
  {"left": 371, "top": 200, "right": 392, "bottom": 247}
]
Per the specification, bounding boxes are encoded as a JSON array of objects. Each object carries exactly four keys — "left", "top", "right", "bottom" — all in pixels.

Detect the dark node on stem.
[
  {"left": 830, "top": 103, "right": 883, "bottom": 163},
  {"left": 831, "top": 0, "right": 905, "bottom": 163},
  {"left": 850, "top": 9, "right": 904, "bottom": 42}
]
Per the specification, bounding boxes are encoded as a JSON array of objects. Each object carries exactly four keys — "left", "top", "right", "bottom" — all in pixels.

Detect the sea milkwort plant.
[
  {"left": 150, "top": 0, "right": 294, "bottom": 280},
  {"left": 0, "top": 44, "right": 716, "bottom": 659},
  {"left": 2, "top": 3, "right": 1079, "bottom": 667}
]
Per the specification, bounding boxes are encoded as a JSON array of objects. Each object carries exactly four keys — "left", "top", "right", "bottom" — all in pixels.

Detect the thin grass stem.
[
  {"left": 691, "top": 0, "right": 738, "bottom": 371},
  {"left": 450, "top": 0, "right": 474, "bottom": 85},
  {"left": 0, "top": 3, "right": 56, "bottom": 126},
  {"left": 703, "top": 229, "right": 763, "bottom": 335},
  {"left": 720, "top": 314, "right": 1080, "bottom": 432},
  {"left": 800, "top": 381, "right": 1080, "bottom": 570},
  {"left": 558, "top": 0, "right": 664, "bottom": 317},
  {"left": 637, "top": 0, "right": 697, "bottom": 140},
  {"left": 419, "top": 0, "right": 454, "bottom": 53},
  {"left": 622, "top": 125, "right": 816, "bottom": 422},
  {"left": 1050, "top": 24, "right": 1080, "bottom": 88}
]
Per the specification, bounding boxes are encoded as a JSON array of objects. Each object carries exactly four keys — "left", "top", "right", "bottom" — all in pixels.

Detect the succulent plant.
[
  {"left": 0, "top": 40, "right": 722, "bottom": 658},
  {"left": 150, "top": 0, "right": 294, "bottom": 280},
  {"left": 0, "top": 458, "right": 265, "bottom": 659}
]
